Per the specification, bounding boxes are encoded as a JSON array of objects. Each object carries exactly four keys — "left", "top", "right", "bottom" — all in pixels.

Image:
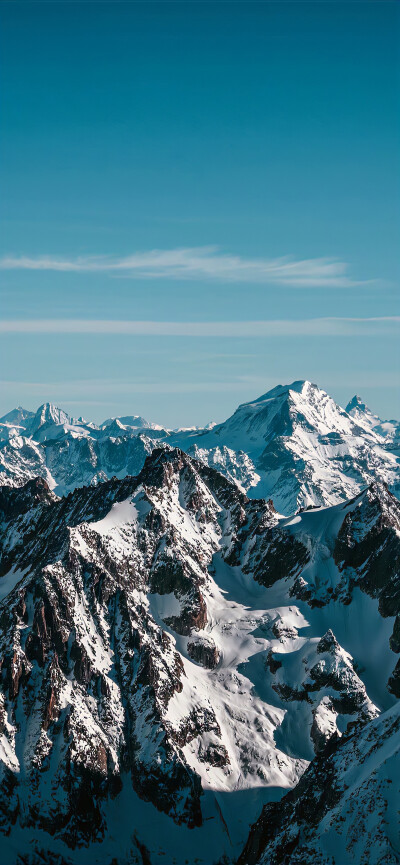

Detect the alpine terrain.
[
  {"left": 1, "top": 380, "right": 399, "bottom": 513},
  {"left": 0, "top": 384, "right": 398, "bottom": 864}
]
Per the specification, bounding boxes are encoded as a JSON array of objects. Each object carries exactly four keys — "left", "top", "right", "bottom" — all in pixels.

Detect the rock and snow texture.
[
  {"left": 0, "top": 401, "right": 168, "bottom": 497},
  {"left": 346, "top": 393, "right": 400, "bottom": 446},
  {"left": 1, "top": 381, "right": 399, "bottom": 513},
  {"left": 175, "top": 380, "right": 400, "bottom": 512},
  {"left": 238, "top": 701, "right": 400, "bottom": 865},
  {"left": 0, "top": 448, "right": 398, "bottom": 863}
]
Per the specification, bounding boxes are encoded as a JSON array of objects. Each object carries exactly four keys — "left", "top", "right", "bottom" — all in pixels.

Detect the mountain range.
[
  {"left": 0, "top": 382, "right": 399, "bottom": 864},
  {"left": 1, "top": 380, "right": 399, "bottom": 513}
]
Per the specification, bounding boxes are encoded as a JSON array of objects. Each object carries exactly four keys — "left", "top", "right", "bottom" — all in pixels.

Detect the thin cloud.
[
  {"left": 0, "top": 247, "right": 368, "bottom": 287},
  {"left": 2, "top": 372, "right": 398, "bottom": 413},
  {"left": 0, "top": 317, "right": 398, "bottom": 337}
]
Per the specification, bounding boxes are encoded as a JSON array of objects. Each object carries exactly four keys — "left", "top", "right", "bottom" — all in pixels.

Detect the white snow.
[{"left": 89, "top": 498, "right": 138, "bottom": 535}]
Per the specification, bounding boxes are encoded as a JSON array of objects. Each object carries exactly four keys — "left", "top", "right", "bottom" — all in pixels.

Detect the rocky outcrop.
[
  {"left": 238, "top": 702, "right": 400, "bottom": 865},
  {"left": 187, "top": 636, "right": 221, "bottom": 669},
  {"left": 268, "top": 628, "right": 378, "bottom": 754},
  {"left": 334, "top": 483, "right": 400, "bottom": 618}
]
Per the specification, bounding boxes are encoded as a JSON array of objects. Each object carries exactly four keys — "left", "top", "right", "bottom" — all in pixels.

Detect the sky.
[{"left": 0, "top": 0, "right": 399, "bottom": 427}]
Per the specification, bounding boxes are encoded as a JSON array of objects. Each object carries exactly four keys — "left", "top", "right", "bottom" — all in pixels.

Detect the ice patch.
[{"left": 89, "top": 498, "right": 138, "bottom": 535}]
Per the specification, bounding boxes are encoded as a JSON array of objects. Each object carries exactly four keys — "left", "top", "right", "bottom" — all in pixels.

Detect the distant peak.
[
  {"left": 36, "top": 401, "right": 68, "bottom": 417},
  {"left": 241, "top": 379, "right": 316, "bottom": 407},
  {"left": 30, "top": 402, "right": 70, "bottom": 430},
  {"left": 0, "top": 405, "right": 34, "bottom": 425},
  {"left": 102, "top": 414, "right": 154, "bottom": 430},
  {"left": 346, "top": 394, "right": 368, "bottom": 413}
]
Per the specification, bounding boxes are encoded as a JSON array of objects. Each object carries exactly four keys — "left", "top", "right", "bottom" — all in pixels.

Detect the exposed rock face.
[
  {"left": 334, "top": 483, "right": 400, "bottom": 618},
  {"left": 334, "top": 484, "right": 400, "bottom": 697},
  {"left": 236, "top": 484, "right": 400, "bottom": 865},
  {"left": 0, "top": 451, "right": 219, "bottom": 850},
  {"left": 187, "top": 636, "right": 221, "bottom": 669},
  {"left": 237, "top": 702, "right": 400, "bottom": 865},
  {"left": 0, "top": 448, "right": 300, "bottom": 860},
  {"left": 0, "top": 447, "right": 398, "bottom": 864}
]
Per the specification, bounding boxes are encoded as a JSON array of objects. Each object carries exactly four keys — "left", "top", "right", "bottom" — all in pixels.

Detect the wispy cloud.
[
  {"left": 1, "top": 378, "right": 261, "bottom": 397},
  {"left": 0, "top": 317, "right": 398, "bottom": 336},
  {"left": 0, "top": 247, "right": 367, "bottom": 287},
  {"left": 2, "top": 371, "right": 399, "bottom": 409}
]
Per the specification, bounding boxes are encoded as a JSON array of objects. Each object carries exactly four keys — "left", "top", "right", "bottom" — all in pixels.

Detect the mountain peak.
[
  {"left": 102, "top": 414, "right": 164, "bottom": 432},
  {"left": 345, "top": 394, "right": 384, "bottom": 432},
  {"left": 34, "top": 402, "right": 70, "bottom": 425},
  {"left": 346, "top": 394, "right": 367, "bottom": 413},
  {"left": 25, "top": 403, "right": 71, "bottom": 439},
  {"left": 0, "top": 428, "right": 397, "bottom": 865},
  {"left": 0, "top": 406, "right": 34, "bottom": 426},
  {"left": 243, "top": 379, "right": 313, "bottom": 407}
]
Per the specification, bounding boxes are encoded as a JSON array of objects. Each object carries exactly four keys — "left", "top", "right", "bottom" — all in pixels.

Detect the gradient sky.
[{"left": 1, "top": 0, "right": 399, "bottom": 427}]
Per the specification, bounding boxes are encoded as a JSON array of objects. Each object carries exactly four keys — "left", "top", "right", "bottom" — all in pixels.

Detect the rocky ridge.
[
  {"left": 0, "top": 448, "right": 398, "bottom": 863},
  {"left": 238, "top": 701, "right": 400, "bottom": 865}
]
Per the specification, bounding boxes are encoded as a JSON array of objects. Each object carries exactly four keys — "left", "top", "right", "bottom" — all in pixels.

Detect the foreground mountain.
[
  {"left": 0, "top": 448, "right": 398, "bottom": 863},
  {"left": 238, "top": 700, "right": 400, "bottom": 865},
  {"left": 1, "top": 382, "right": 399, "bottom": 514}
]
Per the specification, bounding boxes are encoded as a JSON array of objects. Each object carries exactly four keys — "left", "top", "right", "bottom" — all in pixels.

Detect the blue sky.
[{"left": 1, "top": 0, "right": 399, "bottom": 426}]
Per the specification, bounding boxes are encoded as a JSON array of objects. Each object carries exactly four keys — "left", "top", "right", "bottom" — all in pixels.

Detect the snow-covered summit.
[
  {"left": 101, "top": 413, "right": 164, "bottom": 432},
  {"left": 171, "top": 380, "right": 400, "bottom": 511},
  {"left": 346, "top": 393, "right": 368, "bottom": 413},
  {"left": 346, "top": 393, "right": 400, "bottom": 445},
  {"left": 176, "top": 379, "right": 380, "bottom": 457},
  {"left": 1, "top": 383, "right": 399, "bottom": 512},
  {"left": 0, "top": 405, "right": 34, "bottom": 427},
  {"left": 346, "top": 393, "right": 382, "bottom": 429},
  {"left": 27, "top": 401, "right": 71, "bottom": 434},
  {"left": 241, "top": 378, "right": 312, "bottom": 405}
]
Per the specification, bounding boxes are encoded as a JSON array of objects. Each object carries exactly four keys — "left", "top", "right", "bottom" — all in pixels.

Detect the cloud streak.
[
  {"left": 0, "top": 247, "right": 367, "bottom": 287},
  {"left": 0, "top": 317, "right": 398, "bottom": 337},
  {"left": 1, "top": 378, "right": 267, "bottom": 397}
]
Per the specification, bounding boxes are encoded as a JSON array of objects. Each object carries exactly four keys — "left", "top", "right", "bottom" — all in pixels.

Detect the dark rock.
[{"left": 187, "top": 636, "right": 220, "bottom": 669}]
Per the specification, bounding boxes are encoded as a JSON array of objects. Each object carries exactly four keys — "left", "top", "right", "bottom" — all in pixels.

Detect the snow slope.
[
  {"left": 0, "top": 450, "right": 398, "bottom": 863},
  {"left": 172, "top": 380, "right": 400, "bottom": 512}
]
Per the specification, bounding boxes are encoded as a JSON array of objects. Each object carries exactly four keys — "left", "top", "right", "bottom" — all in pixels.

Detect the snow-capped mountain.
[
  {"left": 345, "top": 393, "right": 383, "bottom": 430},
  {"left": 1, "top": 382, "right": 399, "bottom": 514},
  {"left": 101, "top": 414, "right": 165, "bottom": 433},
  {"left": 0, "top": 402, "right": 168, "bottom": 494},
  {"left": 174, "top": 381, "right": 400, "bottom": 511},
  {"left": 0, "top": 405, "right": 35, "bottom": 430},
  {"left": 0, "top": 447, "right": 398, "bottom": 863},
  {"left": 346, "top": 393, "right": 400, "bottom": 446}
]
